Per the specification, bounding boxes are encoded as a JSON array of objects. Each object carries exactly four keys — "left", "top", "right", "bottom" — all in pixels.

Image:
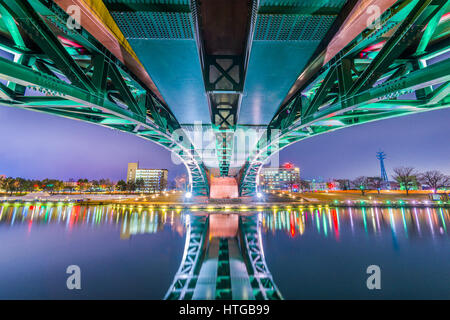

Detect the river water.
[{"left": 0, "top": 203, "right": 448, "bottom": 299}]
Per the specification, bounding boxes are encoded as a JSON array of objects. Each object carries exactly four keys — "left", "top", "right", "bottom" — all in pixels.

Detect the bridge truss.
[
  {"left": 239, "top": 214, "right": 283, "bottom": 300},
  {"left": 164, "top": 214, "right": 208, "bottom": 300},
  {"left": 240, "top": 0, "right": 450, "bottom": 195},
  {"left": 0, "top": 0, "right": 209, "bottom": 195}
]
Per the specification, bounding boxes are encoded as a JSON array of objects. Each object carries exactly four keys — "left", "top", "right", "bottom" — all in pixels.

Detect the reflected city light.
[{"left": 0, "top": 203, "right": 448, "bottom": 243}]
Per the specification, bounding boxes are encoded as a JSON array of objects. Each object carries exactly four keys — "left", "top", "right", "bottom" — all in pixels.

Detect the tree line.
[
  {"left": 0, "top": 177, "right": 115, "bottom": 195},
  {"left": 351, "top": 168, "right": 449, "bottom": 195},
  {"left": 115, "top": 179, "right": 146, "bottom": 191}
]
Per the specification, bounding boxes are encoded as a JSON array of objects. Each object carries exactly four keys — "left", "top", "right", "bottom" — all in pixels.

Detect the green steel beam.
[
  {"left": 416, "top": 1, "right": 449, "bottom": 54},
  {"left": 0, "top": 0, "right": 209, "bottom": 196},
  {"left": 0, "top": 4, "right": 26, "bottom": 49},
  {"left": 347, "top": 0, "right": 446, "bottom": 95},
  {"left": 0, "top": 0, "right": 96, "bottom": 92}
]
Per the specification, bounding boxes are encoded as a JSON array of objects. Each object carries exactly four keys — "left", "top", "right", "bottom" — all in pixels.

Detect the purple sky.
[{"left": 0, "top": 105, "right": 449, "bottom": 182}]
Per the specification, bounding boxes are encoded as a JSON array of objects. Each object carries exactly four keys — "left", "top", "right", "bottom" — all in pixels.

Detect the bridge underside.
[{"left": 0, "top": 0, "right": 449, "bottom": 196}]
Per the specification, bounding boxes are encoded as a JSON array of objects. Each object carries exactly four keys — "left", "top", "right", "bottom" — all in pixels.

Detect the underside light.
[
  {"left": 185, "top": 192, "right": 192, "bottom": 199},
  {"left": 256, "top": 192, "right": 263, "bottom": 199}
]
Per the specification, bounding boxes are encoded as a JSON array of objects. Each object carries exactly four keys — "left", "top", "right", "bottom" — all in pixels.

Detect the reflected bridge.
[{"left": 165, "top": 213, "right": 282, "bottom": 300}]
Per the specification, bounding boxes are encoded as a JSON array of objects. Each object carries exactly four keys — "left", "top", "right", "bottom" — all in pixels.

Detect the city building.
[
  {"left": 126, "top": 162, "right": 168, "bottom": 192},
  {"left": 259, "top": 163, "right": 300, "bottom": 191},
  {"left": 309, "top": 179, "right": 328, "bottom": 191},
  {"left": 63, "top": 181, "right": 78, "bottom": 188}
]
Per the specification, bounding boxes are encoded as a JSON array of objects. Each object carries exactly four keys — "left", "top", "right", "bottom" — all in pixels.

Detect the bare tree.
[
  {"left": 352, "top": 176, "right": 369, "bottom": 195},
  {"left": 299, "top": 179, "right": 311, "bottom": 192},
  {"left": 392, "top": 167, "right": 417, "bottom": 195},
  {"left": 419, "top": 170, "right": 450, "bottom": 193},
  {"left": 369, "top": 177, "right": 383, "bottom": 194}
]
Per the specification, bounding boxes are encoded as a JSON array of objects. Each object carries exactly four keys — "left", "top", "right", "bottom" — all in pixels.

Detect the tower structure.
[{"left": 376, "top": 152, "right": 389, "bottom": 182}]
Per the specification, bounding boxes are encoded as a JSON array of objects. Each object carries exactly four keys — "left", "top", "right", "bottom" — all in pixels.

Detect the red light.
[{"left": 283, "top": 162, "right": 294, "bottom": 169}]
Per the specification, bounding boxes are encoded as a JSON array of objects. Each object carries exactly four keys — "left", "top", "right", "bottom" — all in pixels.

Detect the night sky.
[{"left": 0, "top": 105, "right": 449, "bottom": 182}]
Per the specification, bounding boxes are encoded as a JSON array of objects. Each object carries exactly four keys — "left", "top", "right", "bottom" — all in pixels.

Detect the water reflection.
[
  {"left": 260, "top": 206, "right": 449, "bottom": 240},
  {"left": 1, "top": 203, "right": 449, "bottom": 299},
  {"left": 1, "top": 203, "right": 448, "bottom": 243},
  {"left": 0, "top": 204, "right": 187, "bottom": 239}
]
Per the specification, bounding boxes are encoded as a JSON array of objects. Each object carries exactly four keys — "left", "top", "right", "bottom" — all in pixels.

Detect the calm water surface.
[{"left": 0, "top": 203, "right": 449, "bottom": 299}]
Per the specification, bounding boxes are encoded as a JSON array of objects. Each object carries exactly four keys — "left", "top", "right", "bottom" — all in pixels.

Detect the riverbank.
[{"left": 0, "top": 190, "right": 448, "bottom": 209}]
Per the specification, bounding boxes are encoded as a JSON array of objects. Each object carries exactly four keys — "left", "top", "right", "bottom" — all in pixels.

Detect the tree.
[
  {"left": 368, "top": 177, "right": 383, "bottom": 194},
  {"left": 336, "top": 179, "right": 350, "bottom": 190},
  {"left": 91, "top": 180, "right": 100, "bottom": 189},
  {"left": 352, "top": 176, "right": 369, "bottom": 195},
  {"left": 126, "top": 181, "right": 137, "bottom": 192},
  {"left": 15, "top": 177, "right": 28, "bottom": 193},
  {"left": 392, "top": 167, "right": 417, "bottom": 195},
  {"left": 135, "top": 178, "right": 145, "bottom": 192},
  {"left": 41, "top": 178, "right": 57, "bottom": 194},
  {"left": 299, "top": 179, "right": 311, "bottom": 192},
  {"left": 54, "top": 180, "right": 65, "bottom": 193},
  {"left": 116, "top": 180, "right": 127, "bottom": 191},
  {"left": 419, "top": 170, "right": 450, "bottom": 193},
  {"left": 77, "top": 178, "right": 89, "bottom": 192},
  {"left": 1, "top": 177, "right": 18, "bottom": 195},
  {"left": 99, "top": 178, "right": 113, "bottom": 191}
]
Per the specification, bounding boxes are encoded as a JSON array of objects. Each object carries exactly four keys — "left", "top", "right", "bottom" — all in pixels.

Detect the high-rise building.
[
  {"left": 259, "top": 163, "right": 300, "bottom": 191},
  {"left": 126, "top": 162, "right": 168, "bottom": 192}
]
